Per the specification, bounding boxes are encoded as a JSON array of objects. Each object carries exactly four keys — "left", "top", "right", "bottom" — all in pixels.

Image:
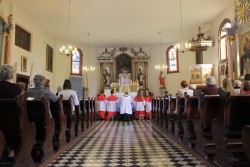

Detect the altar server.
[
  {"left": 145, "top": 91, "right": 152, "bottom": 119},
  {"left": 106, "top": 89, "right": 118, "bottom": 120},
  {"left": 134, "top": 91, "right": 146, "bottom": 119},
  {"left": 120, "top": 92, "right": 133, "bottom": 121},
  {"left": 96, "top": 90, "right": 106, "bottom": 120}
]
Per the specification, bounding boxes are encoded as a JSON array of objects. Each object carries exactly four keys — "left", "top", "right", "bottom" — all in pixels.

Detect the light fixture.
[
  {"left": 155, "top": 32, "right": 167, "bottom": 71},
  {"left": 190, "top": 26, "right": 214, "bottom": 51},
  {"left": 174, "top": 0, "right": 191, "bottom": 53},
  {"left": 82, "top": 33, "right": 95, "bottom": 88},
  {"left": 59, "top": 0, "right": 77, "bottom": 56}
]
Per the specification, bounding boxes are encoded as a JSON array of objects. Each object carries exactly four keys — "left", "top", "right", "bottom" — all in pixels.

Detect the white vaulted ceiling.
[{"left": 12, "top": 0, "right": 230, "bottom": 47}]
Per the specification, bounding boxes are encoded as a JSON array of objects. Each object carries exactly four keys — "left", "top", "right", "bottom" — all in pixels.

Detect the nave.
[{"left": 42, "top": 120, "right": 211, "bottom": 167}]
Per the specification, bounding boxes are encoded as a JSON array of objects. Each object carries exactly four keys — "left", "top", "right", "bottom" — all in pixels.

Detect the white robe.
[{"left": 119, "top": 95, "right": 133, "bottom": 115}]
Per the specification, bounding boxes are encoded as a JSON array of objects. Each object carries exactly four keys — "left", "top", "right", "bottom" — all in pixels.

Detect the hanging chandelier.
[
  {"left": 82, "top": 33, "right": 95, "bottom": 73},
  {"left": 174, "top": 0, "right": 191, "bottom": 53},
  {"left": 155, "top": 32, "right": 167, "bottom": 71},
  {"left": 59, "top": 0, "right": 77, "bottom": 56}
]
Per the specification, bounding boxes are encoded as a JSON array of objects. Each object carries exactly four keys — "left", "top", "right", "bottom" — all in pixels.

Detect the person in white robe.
[
  {"left": 119, "top": 92, "right": 133, "bottom": 121},
  {"left": 96, "top": 90, "right": 107, "bottom": 120}
]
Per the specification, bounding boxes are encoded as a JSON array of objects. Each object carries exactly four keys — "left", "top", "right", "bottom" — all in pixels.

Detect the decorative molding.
[{"left": 98, "top": 47, "right": 150, "bottom": 60}]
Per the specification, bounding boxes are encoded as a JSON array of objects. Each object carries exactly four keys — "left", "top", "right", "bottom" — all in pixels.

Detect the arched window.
[
  {"left": 70, "top": 48, "right": 83, "bottom": 76},
  {"left": 219, "top": 19, "right": 231, "bottom": 61},
  {"left": 167, "top": 45, "right": 179, "bottom": 73}
]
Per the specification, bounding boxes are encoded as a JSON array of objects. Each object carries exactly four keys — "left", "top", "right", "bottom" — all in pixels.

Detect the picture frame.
[
  {"left": 21, "top": 56, "right": 27, "bottom": 72},
  {"left": 239, "top": 31, "right": 250, "bottom": 76},
  {"left": 46, "top": 44, "right": 53, "bottom": 72}
]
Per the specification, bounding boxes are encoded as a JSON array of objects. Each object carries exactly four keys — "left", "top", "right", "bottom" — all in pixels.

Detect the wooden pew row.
[
  {"left": 222, "top": 93, "right": 250, "bottom": 166},
  {"left": 0, "top": 95, "right": 97, "bottom": 167},
  {"left": 0, "top": 92, "right": 26, "bottom": 166}
]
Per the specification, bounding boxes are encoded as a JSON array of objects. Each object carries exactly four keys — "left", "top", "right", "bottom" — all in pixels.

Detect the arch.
[
  {"left": 166, "top": 45, "right": 179, "bottom": 73},
  {"left": 218, "top": 18, "right": 231, "bottom": 61}
]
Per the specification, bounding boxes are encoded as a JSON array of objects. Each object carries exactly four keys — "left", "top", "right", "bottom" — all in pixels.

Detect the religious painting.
[
  {"left": 116, "top": 54, "right": 131, "bottom": 78},
  {"left": 239, "top": 31, "right": 250, "bottom": 76},
  {"left": 46, "top": 44, "right": 53, "bottom": 72},
  {"left": 21, "top": 56, "right": 27, "bottom": 72},
  {"left": 103, "top": 66, "right": 111, "bottom": 87},
  {"left": 219, "top": 61, "right": 228, "bottom": 87}
]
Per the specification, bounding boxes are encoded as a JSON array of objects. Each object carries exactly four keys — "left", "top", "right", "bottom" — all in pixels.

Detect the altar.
[{"left": 104, "top": 89, "right": 137, "bottom": 99}]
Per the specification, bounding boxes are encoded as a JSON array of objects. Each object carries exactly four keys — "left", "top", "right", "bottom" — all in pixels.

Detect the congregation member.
[
  {"left": 134, "top": 90, "right": 146, "bottom": 120},
  {"left": 177, "top": 80, "right": 193, "bottom": 98},
  {"left": 224, "top": 78, "right": 236, "bottom": 95},
  {"left": 96, "top": 90, "right": 107, "bottom": 120},
  {"left": 241, "top": 74, "right": 250, "bottom": 95},
  {"left": 0, "top": 64, "right": 21, "bottom": 99},
  {"left": 202, "top": 76, "right": 218, "bottom": 95},
  {"left": 58, "top": 79, "right": 79, "bottom": 135},
  {"left": 145, "top": 91, "right": 152, "bottom": 119},
  {"left": 0, "top": 64, "right": 21, "bottom": 161},
  {"left": 233, "top": 80, "right": 242, "bottom": 95},
  {"left": 119, "top": 92, "right": 133, "bottom": 122},
  {"left": 106, "top": 89, "right": 118, "bottom": 121},
  {"left": 58, "top": 79, "right": 79, "bottom": 111},
  {"left": 27, "top": 74, "right": 58, "bottom": 103}
]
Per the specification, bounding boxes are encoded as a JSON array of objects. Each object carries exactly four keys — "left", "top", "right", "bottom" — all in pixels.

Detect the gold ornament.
[{"left": 236, "top": 0, "right": 250, "bottom": 25}]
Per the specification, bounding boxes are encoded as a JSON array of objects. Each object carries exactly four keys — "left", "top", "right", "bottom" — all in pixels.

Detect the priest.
[{"left": 119, "top": 92, "right": 133, "bottom": 122}]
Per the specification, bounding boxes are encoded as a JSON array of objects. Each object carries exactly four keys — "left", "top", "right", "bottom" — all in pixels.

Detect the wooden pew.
[
  {"left": 168, "top": 95, "right": 176, "bottom": 135},
  {"left": 175, "top": 94, "right": 185, "bottom": 140},
  {"left": 184, "top": 94, "right": 199, "bottom": 148},
  {"left": 198, "top": 93, "right": 221, "bottom": 160},
  {"left": 163, "top": 96, "right": 169, "bottom": 130},
  {"left": 223, "top": 93, "right": 250, "bottom": 166},
  {"left": 62, "top": 96, "right": 81, "bottom": 143},
  {"left": 0, "top": 92, "right": 27, "bottom": 166},
  {"left": 26, "top": 95, "right": 50, "bottom": 163}
]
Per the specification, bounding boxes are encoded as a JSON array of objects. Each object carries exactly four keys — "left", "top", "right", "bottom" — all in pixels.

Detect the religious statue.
[
  {"left": 137, "top": 67, "right": 144, "bottom": 86},
  {"left": 5, "top": 14, "right": 13, "bottom": 34},
  {"left": 103, "top": 68, "right": 111, "bottom": 87},
  {"left": 159, "top": 71, "right": 165, "bottom": 88}
]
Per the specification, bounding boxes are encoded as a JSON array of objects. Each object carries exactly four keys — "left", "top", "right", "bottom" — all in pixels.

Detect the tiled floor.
[{"left": 47, "top": 120, "right": 210, "bottom": 167}]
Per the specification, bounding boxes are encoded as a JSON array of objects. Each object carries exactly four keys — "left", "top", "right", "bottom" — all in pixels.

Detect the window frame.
[
  {"left": 218, "top": 19, "right": 231, "bottom": 62},
  {"left": 15, "top": 25, "right": 31, "bottom": 52},
  {"left": 166, "top": 45, "right": 179, "bottom": 74},
  {"left": 70, "top": 48, "right": 83, "bottom": 76}
]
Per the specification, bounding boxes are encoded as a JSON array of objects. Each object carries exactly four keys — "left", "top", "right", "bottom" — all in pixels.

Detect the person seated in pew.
[
  {"left": 96, "top": 90, "right": 106, "bottom": 120},
  {"left": 17, "top": 82, "right": 26, "bottom": 92},
  {"left": 241, "top": 74, "right": 250, "bottom": 95},
  {"left": 134, "top": 90, "right": 146, "bottom": 120},
  {"left": 0, "top": 64, "right": 21, "bottom": 99},
  {"left": 233, "top": 80, "right": 242, "bottom": 95},
  {"left": 57, "top": 79, "right": 79, "bottom": 111},
  {"left": 202, "top": 76, "right": 218, "bottom": 95},
  {"left": 27, "top": 74, "right": 58, "bottom": 103},
  {"left": 177, "top": 80, "right": 193, "bottom": 98},
  {"left": 106, "top": 89, "right": 118, "bottom": 121},
  {"left": 145, "top": 91, "right": 152, "bottom": 119},
  {"left": 119, "top": 92, "right": 133, "bottom": 122},
  {"left": 224, "top": 78, "right": 236, "bottom": 95},
  {"left": 0, "top": 64, "right": 22, "bottom": 160}
]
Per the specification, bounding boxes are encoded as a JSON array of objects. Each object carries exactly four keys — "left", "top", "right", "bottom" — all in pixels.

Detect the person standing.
[
  {"left": 119, "top": 92, "right": 133, "bottom": 122},
  {"left": 96, "top": 90, "right": 107, "bottom": 120},
  {"left": 134, "top": 90, "right": 146, "bottom": 120},
  {"left": 106, "top": 89, "right": 118, "bottom": 121}
]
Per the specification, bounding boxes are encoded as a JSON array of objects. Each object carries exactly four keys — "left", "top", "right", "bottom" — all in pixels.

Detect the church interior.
[{"left": 1, "top": 0, "right": 250, "bottom": 166}]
